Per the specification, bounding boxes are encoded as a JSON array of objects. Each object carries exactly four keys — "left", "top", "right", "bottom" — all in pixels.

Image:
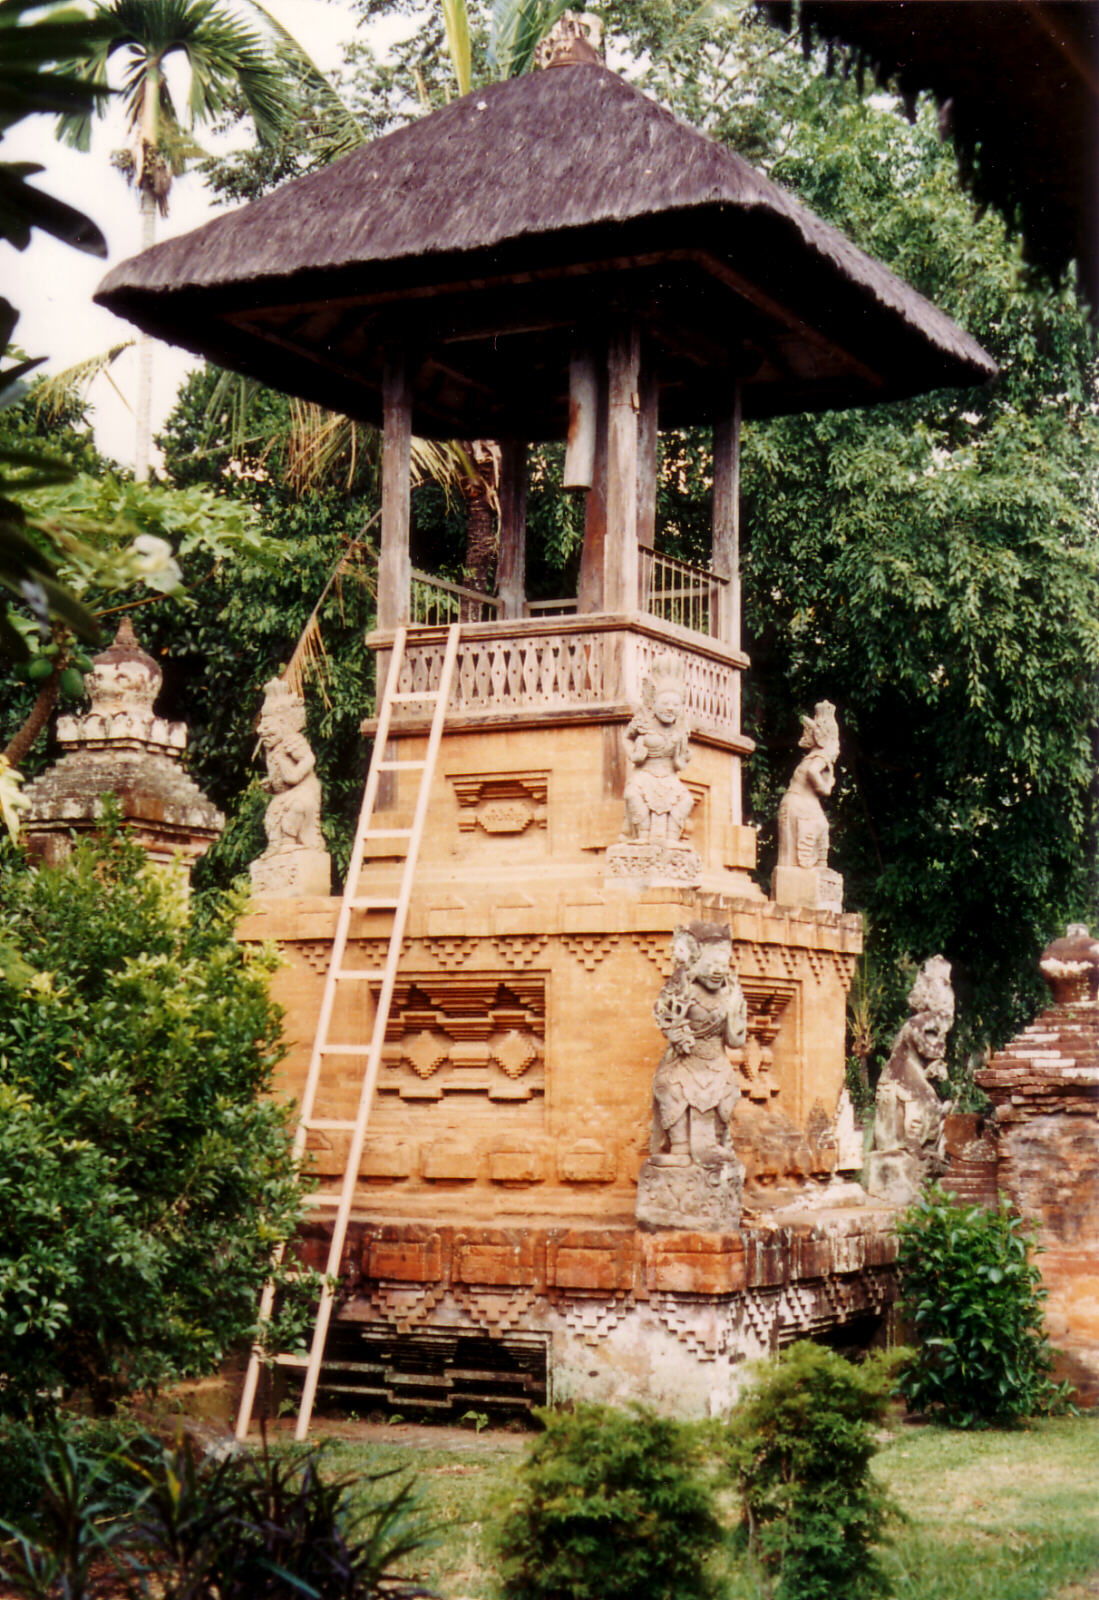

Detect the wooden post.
[
  {"left": 564, "top": 347, "right": 599, "bottom": 489},
  {"left": 604, "top": 318, "right": 641, "bottom": 615},
  {"left": 378, "top": 353, "right": 412, "bottom": 630},
  {"left": 577, "top": 358, "right": 609, "bottom": 613},
  {"left": 713, "top": 383, "right": 742, "bottom": 651},
  {"left": 496, "top": 439, "right": 528, "bottom": 618},
  {"left": 637, "top": 364, "right": 659, "bottom": 552}
]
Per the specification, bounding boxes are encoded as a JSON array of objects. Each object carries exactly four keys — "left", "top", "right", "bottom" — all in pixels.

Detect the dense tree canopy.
[{"left": 0, "top": 825, "right": 305, "bottom": 1419}]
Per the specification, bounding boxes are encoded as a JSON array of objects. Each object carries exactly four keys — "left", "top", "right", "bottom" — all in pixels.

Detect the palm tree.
[{"left": 56, "top": 0, "right": 296, "bottom": 481}]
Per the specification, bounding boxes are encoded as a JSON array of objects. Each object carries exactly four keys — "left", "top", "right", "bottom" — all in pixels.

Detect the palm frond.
[
  {"left": 241, "top": 0, "right": 369, "bottom": 162},
  {"left": 282, "top": 519, "right": 378, "bottom": 703},
  {"left": 34, "top": 342, "right": 136, "bottom": 422},
  {"left": 440, "top": 0, "right": 472, "bottom": 96}
]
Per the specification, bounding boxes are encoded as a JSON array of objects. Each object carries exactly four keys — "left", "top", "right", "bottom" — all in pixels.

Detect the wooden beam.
[
  {"left": 378, "top": 353, "right": 411, "bottom": 630},
  {"left": 496, "top": 439, "right": 528, "bottom": 618},
  {"left": 604, "top": 318, "right": 641, "bottom": 615},
  {"left": 713, "top": 383, "right": 741, "bottom": 651}
]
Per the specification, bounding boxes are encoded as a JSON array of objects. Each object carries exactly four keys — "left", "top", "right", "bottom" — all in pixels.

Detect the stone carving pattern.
[
  {"left": 649, "top": 1293, "right": 731, "bottom": 1362},
  {"left": 451, "top": 771, "right": 549, "bottom": 836},
  {"left": 378, "top": 974, "right": 545, "bottom": 1106},
  {"left": 429, "top": 937, "right": 478, "bottom": 970},
  {"left": 451, "top": 1286, "right": 537, "bottom": 1334},
  {"left": 559, "top": 934, "right": 620, "bottom": 972},
  {"left": 867, "top": 955, "right": 955, "bottom": 1205},
  {"left": 556, "top": 1292, "right": 632, "bottom": 1347},
  {"left": 365, "top": 1282, "right": 445, "bottom": 1332},
  {"left": 491, "top": 935, "right": 549, "bottom": 970},
  {"left": 634, "top": 932, "right": 676, "bottom": 979}
]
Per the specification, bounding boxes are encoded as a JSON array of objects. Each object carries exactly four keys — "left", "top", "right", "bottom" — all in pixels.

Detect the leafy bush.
[
  {"left": 0, "top": 825, "right": 306, "bottom": 1419},
  {"left": 724, "top": 1341, "right": 899, "bottom": 1600},
  {"left": 496, "top": 1403, "right": 724, "bottom": 1600},
  {"left": 895, "top": 1185, "right": 1073, "bottom": 1427},
  {"left": 0, "top": 1426, "right": 433, "bottom": 1600}
]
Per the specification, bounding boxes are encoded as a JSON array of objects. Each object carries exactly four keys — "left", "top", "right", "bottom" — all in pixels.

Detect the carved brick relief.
[
  {"left": 559, "top": 933, "right": 621, "bottom": 971},
  {"left": 635, "top": 932, "right": 676, "bottom": 980},
  {"left": 378, "top": 973, "right": 545, "bottom": 1107},
  {"left": 296, "top": 940, "right": 333, "bottom": 976},
  {"left": 449, "top": 770, "right": 548, "bottom": 836},
  {"left": 492, "top": 935, "right": 549, "bottom": 969}
]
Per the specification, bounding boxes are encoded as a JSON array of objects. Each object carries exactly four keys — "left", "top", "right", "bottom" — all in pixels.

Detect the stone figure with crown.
[
  {"left": 607, "top": 653, "right": 702, "bottom": 886},
  {"left": 771, "top": 699, "right": 843, "bottom": 911},
  {"left": 250, "top": 679, "right": 331, "bottom": 897},
  {"left": 866, "top": 955, "right": 955, "bottom": 1206},
  {"left": 636, "top": 922, "right": 747, "bottom": 1230}
]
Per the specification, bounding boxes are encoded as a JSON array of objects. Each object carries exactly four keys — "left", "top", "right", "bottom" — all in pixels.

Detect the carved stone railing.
[{"left": 368, "top": 615, "right": 749, "bottom": 749}]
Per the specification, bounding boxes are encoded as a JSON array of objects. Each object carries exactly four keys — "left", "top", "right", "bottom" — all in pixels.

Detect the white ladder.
[{"left": 235, "top": 622, "right": 462, "bottom": 1443}]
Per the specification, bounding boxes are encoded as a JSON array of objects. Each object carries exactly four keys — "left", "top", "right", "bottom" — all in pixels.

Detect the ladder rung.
[
  {"left": 333, "top": 967, "right": 386, "bottom": 980},
  {"left": 273, "top": 1353, "right": 311, "bottom": 1368},
  {"left": 319, "top": 1044, "right": 372, "bottom": 1056},
  {"left": 302, "top": 1193, "right": 342, "bottom": 1207},
  {"left": 363, "top": 827, "right": 413, "bottom": 838},
  {"left": 378, "top": 759, "right": 427, "bottom": 771},
  {"left": 389, "top": 690, "right": 440, "bottom": 702},
  {"left": 304, "top": 1119, "right": 358, "bottom": 1131},
  {"left": 348, "top": 897, "right": 400, "bottom": 909}
]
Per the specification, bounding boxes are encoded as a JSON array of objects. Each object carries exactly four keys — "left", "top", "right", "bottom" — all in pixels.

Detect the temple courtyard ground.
[{"left": 294, "top": 1411, "right": 1099, "bottom": 1600}]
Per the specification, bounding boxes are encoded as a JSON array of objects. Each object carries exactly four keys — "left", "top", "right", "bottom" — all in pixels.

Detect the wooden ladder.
[{"left": 235, "top": 622, "right": 462, "bottom": 1443}]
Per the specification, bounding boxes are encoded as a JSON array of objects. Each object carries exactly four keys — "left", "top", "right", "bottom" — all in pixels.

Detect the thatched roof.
[
  {"left": 762, "top": 1, "right": 1099, "bottom": 308},
  {"left": 96, "top": 59, "right": 995, "bottom": 437}
]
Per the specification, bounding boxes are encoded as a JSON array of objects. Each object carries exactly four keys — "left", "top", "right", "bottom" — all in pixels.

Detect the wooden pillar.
[
  {"left": 378, "top": 353, "right": 411, "bottom": 630},
  {"left": 496, "top": 439, "right": 528, "bottom": 618},
  {"left": 604, "top": 318, "right": 641, "bottom": 615},
  {"left": 637, "top": 364, "right": 659, "bottom": 552},
  {"left": 564, "top": 348, "right": 599, "bottom": 490},
  {"left": 713, "top": 383, "right": 742, "bottom": 651},
  {"left": 577, "top": 358, "right": 609, "bottom": 614}
]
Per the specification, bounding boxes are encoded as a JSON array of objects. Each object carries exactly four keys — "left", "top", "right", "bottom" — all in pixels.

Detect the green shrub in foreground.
[
  {"left": 896, "top": 1185, "right": 1073, "bottom": 1428},
  {"left": 725, "top": 1341, "right": 899, "bottom": 1600},
  {"left": 496, "top": 1402, "right": 724, "bottom": 1600}
]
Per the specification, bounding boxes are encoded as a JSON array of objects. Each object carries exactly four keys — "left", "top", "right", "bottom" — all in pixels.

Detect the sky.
[{"left": 5, "top": 0, "right": 391, "bottom": 471}]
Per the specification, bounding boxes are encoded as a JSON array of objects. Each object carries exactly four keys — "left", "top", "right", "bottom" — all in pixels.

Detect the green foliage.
[
  {"left": 0, "top": 1425, "right": 433, "bottom": 1600},
  {"left": 0, "top": 825, "right": 306, "bottom": 1418},
  {"left": 895, "top": 1185, "right": 1073, "bottom": 1429},
  {"left": 724, "top": 1342, "right": 900, "bottom": 1600},
  {"left": 496, "top": 1402, "right": 724, "bottom": 1600}
]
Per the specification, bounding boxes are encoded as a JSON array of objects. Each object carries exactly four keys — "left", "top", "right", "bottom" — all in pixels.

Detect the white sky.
[{"left": 4, "top": 0, "right": 404, "bottom": 471}]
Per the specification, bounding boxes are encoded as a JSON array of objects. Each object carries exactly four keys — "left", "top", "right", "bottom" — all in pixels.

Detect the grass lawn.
[{"left": 321, "top": 1412, "right": 1099, "bottom": 1600}]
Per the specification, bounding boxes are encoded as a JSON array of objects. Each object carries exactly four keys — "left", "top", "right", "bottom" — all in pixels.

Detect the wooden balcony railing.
[
  {"left": 410, "top": 568, "right": 501, "bottom": 625},
  {"left": 639, "top": 548, "right": 728, "bottom": 637}
]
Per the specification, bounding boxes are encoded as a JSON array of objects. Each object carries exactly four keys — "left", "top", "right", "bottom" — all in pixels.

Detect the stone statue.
[
  {"left": 636, "top": 922, "right": 747, "bottom": 1230},
  {"left": 250, "top": 679, "right": 331, "bottom": 897},
  {"left": 772, "top": 700, "right": 843, "bottom": 911},
  {"left": 622, "top": 654, "right": 694, "bottom": 844},
  {"left": 866, "top": 955, "right": 955, "bottom": 1206},
  {"left": 607, "top": 654, "right": 702, "bottom": 887}
]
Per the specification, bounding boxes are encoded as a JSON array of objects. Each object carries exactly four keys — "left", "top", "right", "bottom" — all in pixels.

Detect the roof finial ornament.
[{"left": 536, "top": 11, "right": 603, "bottom": 68}]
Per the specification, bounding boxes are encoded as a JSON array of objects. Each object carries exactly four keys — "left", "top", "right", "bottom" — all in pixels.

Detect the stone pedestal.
[
  {"left": 636, "top": 1157, "right": 743, "bottom": 1231},
  {"left": 865, "top": 1148, "right": 923, "bottom": 1208},
  {"left": 606, "top": 841, "right": 702, "bottom": 887},
  {"left": 250, "top": 847, "right": 331, "bottom": 898},
  {"left": 771, "top": 864, "right": 843, "bottom": 912}
]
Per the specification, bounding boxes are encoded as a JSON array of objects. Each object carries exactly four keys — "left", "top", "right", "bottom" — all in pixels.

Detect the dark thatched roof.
[
  {"left": 95, "top": 60, "right": 995, "bottom": 438},
  {"left": 762, "top": 1, "right": 1099, "bottom": 308}
]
